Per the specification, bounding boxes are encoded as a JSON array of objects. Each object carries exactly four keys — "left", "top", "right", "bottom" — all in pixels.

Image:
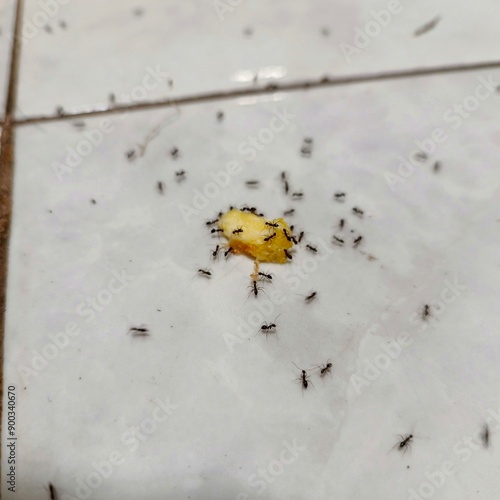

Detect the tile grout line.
[
  {"left": 5, "top": 58, "right": 500, "bottom": 127},
  {"left": 0, "top": 0, "right": 23, "bottom": 464}
]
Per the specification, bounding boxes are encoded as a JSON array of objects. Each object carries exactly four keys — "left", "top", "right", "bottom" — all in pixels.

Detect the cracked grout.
[
  {"left": 2, "top": 59, "right": 500, "bottom": 128},
  {"left": 0, "top": 0, "right": 23, "bottom": 454}
]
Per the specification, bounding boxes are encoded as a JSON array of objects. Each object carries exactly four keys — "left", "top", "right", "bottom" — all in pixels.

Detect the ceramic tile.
[
  {"left": 3, "top": 69, "right": 500, "bottom": 499},
  {"left": 0, "top": 0, "right": 16, "bottom": 119},
  {"left": 16, "top": 0, "right": 500, "bottom": 119}
]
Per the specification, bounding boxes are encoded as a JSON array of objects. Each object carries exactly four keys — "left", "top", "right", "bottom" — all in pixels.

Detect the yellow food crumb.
[{"left": 219, "top": 209, "right": 293, "bottom": 264}]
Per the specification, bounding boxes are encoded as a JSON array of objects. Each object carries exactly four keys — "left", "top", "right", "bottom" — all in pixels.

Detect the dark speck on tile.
[
  {"left": 59, "top": 20, "right": 67, "bottom": 29},
  {"left": 133, "top": 7, "right": 145, "bottom": 17},
  {"left": 126, "top": 149, "right": 136, "bottom": 161},
  {"left": 90, "top": 199, "right": 96, "bottom": 205},
  {"left": 243, "top": 26, "right": 253, "bottom": 37},
  {"left": 414, "top": 16, "right": 441, "bottom": 37},
  {"left": 216, "top": 111, "right": 224, "bottom": 122},
  {"left": 44, "top": 25, "right": 53, "bottom": 34},
  {"left": 321, "top": 27, "right": 330, "bottom": 36}
]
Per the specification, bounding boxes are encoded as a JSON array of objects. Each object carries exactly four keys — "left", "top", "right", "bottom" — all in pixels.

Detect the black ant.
[
  {"left": 157, "top": 181, "right": 164, "bottom": 194},
  {"left": 334, "top": 192, "right": 346, "bottom": 201},
  {"left": 175, "top": 170, "right": 186, "bottom": 182},
  {"left": 284, "top": 209, "right": 295, "bottom": 216},
  {"left": 292, "top": 192, "right": 303, "bottom": 200},
  {"left": 48, "top": 483, "right": 58, "bottom": 500},
  {"left": 126, "top": 149, "right": 136, "bottom": 160},
  {"left": 339, "top": 218, "right": 345, "bottom": 229},
  {"left": 258, "top": 272, "right": 274, "bottom": 282},
  {"left": 352, "top": 207, "right": 364, "bottom": 217},
  {"left": 216, "top": 111, "right": 224, "bottom": 122},
  {"left": 306, "top": 244, "right": 317, "bottom": 253},
  {"left": 259, "top": 318, "right": 278, "bottom": 334},
  {"left": 211, "top": 245, "right": 220, "bottom": 259},
  {"left": 170, "top": 147, "right": 180, "bottom": 159},
  {"left": 283, "top": 229, "right": 293, "bottom": 242},
  {"left": 481, "top": 424, "right": 490, "bottom": 449},
  {"left": 264, "top": 233, "right": 276, "bottom": 242},
  {"left": 284, "top": 249, "right": 293, "bottom": 260},
  {"left": 265, "top": 221, "right": 280, "bottom": 228},
  {"left": 333, "top": 236, "right": 344, "bottom": 246},
  {"left": 232, "top": 227, "right": 244, "bottom": 234},
  {"left": 248, "top": 280, "right": 264, "bottom": 298},
  {"left": 319, "top": 361, "right": 333, "bottom": 378},
  {"left": 298, "top": 231, "right": 304, "bottom": 243},
  {"left": 284, "top": 180, "right": 289, "bottom": 195},
  {"left": 128, "top": 326, "right": 150, "bottom": 337},
  {"left": 211, "top": 228, "right": 223, "bottom": 234},
  {"left": 414, "top": 151, "right": 428, "bottom": 162},
  {"left": 205, "top": 218, "right": 219, "bottom": 226},
  {"left": 224, "top": 247, "right": 233, "bottom": 258},
  {"left": 245, "top": 180, "right": 260, "bottom": 188},
  {"left": 305, "top": 291, "right": 317, "bottom": 303},
  {"left": 433, "top": 161, "right": 442, "bottom": 173},
  {"left": 422, "top": 304, "right": 431, "bottom": 320},
  {"left": 293, "top": 362, "right": 311, "bottom": 390},
  {"left": 197, "top": 268, "right": 212, "bottom": 278},
  {"left": 394, "top": 434, "right": 413, "bottom": 453},
  {"left": 353, "top": 236, "right": 363, "bottom": 248}
]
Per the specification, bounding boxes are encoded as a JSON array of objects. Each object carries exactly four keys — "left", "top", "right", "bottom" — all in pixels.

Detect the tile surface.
[
  {"left": 16, "top": 0, "right": 500, "bottom": 118},
  {"left": 0, "top": 0, "right": 16, "bottom": 119},
  {"left": 3, "top": 69, "right": 500, "bottom": 499}
]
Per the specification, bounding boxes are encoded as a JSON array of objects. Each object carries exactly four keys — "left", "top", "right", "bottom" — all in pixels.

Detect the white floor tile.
[
  {"left": 4, "top": 69, "right": 500, "bottom": 499},
  {"left": 16, "top": 0, "right": 500, "bottom": 118}
]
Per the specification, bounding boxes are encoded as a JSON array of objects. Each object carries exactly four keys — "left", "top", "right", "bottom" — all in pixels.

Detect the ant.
[
  {"left": 283, "top": 228, "right": 293, "bottom": 242},
  {"left": 197, "top": 268, "right": 212, "bottom": 278},
  {"left": 48, "top": 483, "right": 58, "bottom": 500},
  {"left": 298, "top": 231, "right": 304, "bottom": 243},
  {"left": 175, "top": 170, "right": 186, "bottom": 182},
  {"left": 211, "top": 245, "right": 220, "bottom": 259},
  {"left": 306, "top": 244, "right": 317, "bottom": 253},
  {"left": 205, "top": 218, "right": 219, "bottom": 226},
  {"left": 334, "top": 192, "right": 346, "bottom": 201},
  {"left": 292, "top": 192, "right": 303, "bottom": 200},
  {"left": 258, "top": 272, "right": 274, "bottom": 282},
  {"left": 422, "top": 304, "right": 431, "bottom": 320},
  {"left": 414, "top": 151, "right": 428, "bottom": 162},
  {"left": 170, "top": 147, "right": 180, "bottom": 159},
  {"left": 433, "top": 161, "right": 442, "bottom": 173},
  {"left": 126, "top": 149, "right": 136, "bottom": 160},
  {"left": 319, "top": 361, "right": 333, "bottom": 378},
  {"left": 394, "top": 434, "right": 413, "bottom": 453},
  {"left": 284, "top": 208, "right": 295, "bottom": 216},
  {"left": 333, "top": 236, "right": 344, "bottom": 246},
  {"left": 259, "top": 318, "right": 278, "bottom": 334},
  {"left": 352, "top": 207, "right": 364, "bottom": 217},
  {"left": 248, "top": 280, "right": 264, "bottom": 298},
  {"left": 157, "top": 181, "right": 164, "bottom": 194},
  {"left": 224, "top": 247, "right": 233, "bottom": 258},
  {"left": 128, "top": 326, "right": 150, "bottom": 337},
  {"left": 284, "top": 180, "right": 290, "bottom": 195},
  {"left": 481, "top": 424, "right": 490, "bottom": 448},
  {"left": 264, "top": 233, "right": 276, "bottom": 242},
  {"left": 216, "top": 111, "right": 224, "bottom": 122},
  {"left": 232, "top": 227, "right": 244, "bottom": 234},
  {"left": 305, "top": 291, "right": 317, "bottom": 303},
  {"left": 293, "top": 362, "right": 311, "bottom": 390},
  {"left": 245, "top": 180, "right": 260, "bottom": 188},
  {"left": 284, "top": 249, "right": 293, "bottom": 260},
  {"left": 353, "top": 236, "right": 363, "bottom": 248},
  {"left": 339, "top": 218, "right": 345, "bottom": 229},
  {"left": 265, "top": 221, "right": 280, "bottom": 228},
  {"left": 211, "top": 228, "right": 223, "bottom": 234}
]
